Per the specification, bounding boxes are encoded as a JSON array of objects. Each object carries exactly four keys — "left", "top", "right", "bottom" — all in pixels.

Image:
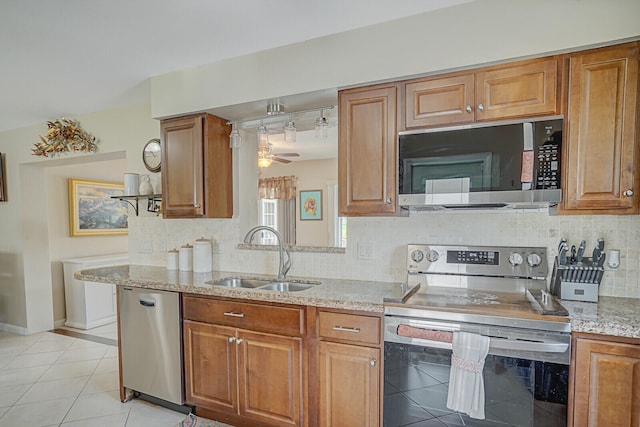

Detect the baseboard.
[
  {"left": 0, "top": 322, "right": 29, "bottom": 335},
  {"left": 54, "top": 318, "right": 67, "bottom": 328}
]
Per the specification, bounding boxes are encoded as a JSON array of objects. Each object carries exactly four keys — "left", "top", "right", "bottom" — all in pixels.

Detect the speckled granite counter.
[
  {"left": 560, "top": 296, "right": 640, "bottom": 340},
  {"left": 76, "top": 264, "right": 404, "bottom": 313},
  {"left": 76, "top": 265, "right": 640, "bottom": 339}
]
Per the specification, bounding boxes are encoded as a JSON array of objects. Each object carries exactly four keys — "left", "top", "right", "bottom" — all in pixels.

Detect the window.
[{"left": 258, "top": 199, "right": 278, "bottom": 245}]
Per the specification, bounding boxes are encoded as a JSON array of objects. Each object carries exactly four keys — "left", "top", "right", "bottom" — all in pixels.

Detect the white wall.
[
  {"left": 261, "top": 158, "right": 338, "bottom": 247},
  {"left": 151, "top": 0, "right": 640, "bottom": 119},
  {"left": 0, "top": 103, "right": 159, "bottom": 333},
  {"left": 46, "top": 159, "right": 128, "bottom": 324}
]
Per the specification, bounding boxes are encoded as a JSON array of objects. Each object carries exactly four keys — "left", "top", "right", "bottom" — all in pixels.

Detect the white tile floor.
[{"left": 0, "top": 326, "right": 187, "bottom": 427}]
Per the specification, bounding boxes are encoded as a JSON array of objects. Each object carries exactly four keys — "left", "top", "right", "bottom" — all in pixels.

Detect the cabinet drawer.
[
  {"left": 318, "top": 311, "right": 381, "bottom": 345},
  {"left": 183, "top": 295, "right": 304, "bottom": 336}
]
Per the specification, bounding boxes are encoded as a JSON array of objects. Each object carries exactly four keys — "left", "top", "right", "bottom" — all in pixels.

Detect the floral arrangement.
[{"left": 32, "top": 117, "right": 98, "bottom": 157}]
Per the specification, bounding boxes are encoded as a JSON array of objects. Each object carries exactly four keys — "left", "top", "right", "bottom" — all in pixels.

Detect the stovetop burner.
[{"left": 384, "top": 244, "right": 569, "bottom": 332}]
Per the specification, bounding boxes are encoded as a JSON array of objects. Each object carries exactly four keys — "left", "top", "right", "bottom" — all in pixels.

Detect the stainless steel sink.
[
  {"left": 210, "top": 277, "right": 320, "bottom": 292},
  {"left": 210, "top": 278, "right": 271, "bottom": 288},
  {"left": 258, "top": 281, "right": 318, "bottom": 292}
]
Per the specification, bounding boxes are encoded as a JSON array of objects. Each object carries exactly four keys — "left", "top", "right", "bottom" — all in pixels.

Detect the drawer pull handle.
[
  {"left": 333, "top": 326, "right": 360, "bottom": 333},
  {"left": 223, "top": 312, "right": 245, "bottom": 318}
]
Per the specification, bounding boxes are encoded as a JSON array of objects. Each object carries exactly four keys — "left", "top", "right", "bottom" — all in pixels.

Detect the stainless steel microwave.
[{"left": 398, "top": 118, "right": 563, "bottom": 210}]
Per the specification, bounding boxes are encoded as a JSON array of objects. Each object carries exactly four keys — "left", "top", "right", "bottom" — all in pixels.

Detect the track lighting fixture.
[
  {"left": 314, "top": 109, "right": 328, "bottom": 139},
  {"left": 229, "top": 123, "right": 241, "bottom": 148},
  {"left": 284, "top": 114, "right": 296, "bottom": 143}
]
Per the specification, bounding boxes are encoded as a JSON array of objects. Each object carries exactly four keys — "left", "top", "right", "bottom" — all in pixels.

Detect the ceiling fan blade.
[
  {"left": 273, "top": 157, "right": 292, "bottom": 164},
  {"left": 272, "top": 152, "right": 300, "bottom": 157}
]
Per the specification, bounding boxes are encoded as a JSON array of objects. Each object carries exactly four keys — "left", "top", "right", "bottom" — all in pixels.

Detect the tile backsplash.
[{"left": 129, "top": 211, "right": 640, "bottom": 298}]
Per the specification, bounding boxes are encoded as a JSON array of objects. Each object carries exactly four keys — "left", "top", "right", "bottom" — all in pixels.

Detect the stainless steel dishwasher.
[{"left": 119, "top": 286, "right": 183, "bottom": 405}]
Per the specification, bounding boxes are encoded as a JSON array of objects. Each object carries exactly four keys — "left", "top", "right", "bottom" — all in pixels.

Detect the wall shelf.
[{"left": 112, "top": 194, "right": 162, "bottom": 216}]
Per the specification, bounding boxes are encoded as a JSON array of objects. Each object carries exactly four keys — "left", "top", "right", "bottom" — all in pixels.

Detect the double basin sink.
[{"left": 209, "top": 277, "right": 320, "bottom": 292}]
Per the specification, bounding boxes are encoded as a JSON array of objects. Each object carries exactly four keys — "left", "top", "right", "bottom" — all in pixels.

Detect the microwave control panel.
[{"left": 536, "top": 131, "right": 561, "bottom": 190}]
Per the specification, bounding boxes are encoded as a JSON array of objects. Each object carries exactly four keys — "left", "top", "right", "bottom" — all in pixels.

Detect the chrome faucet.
[{"left": 243, "top": 226, "right": 292, "bottom": 280}]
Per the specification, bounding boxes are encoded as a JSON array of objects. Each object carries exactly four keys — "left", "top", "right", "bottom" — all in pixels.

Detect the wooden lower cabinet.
[
  {"left": 319, "top": 341, "right": 380, "bottom": 427},
  {"left": 183, "top": 321, "right": 238, "bottom": 413},
  {"left": 183, "top": 298, "right": 304, "bottom": 427},
  {"left": 570, "top": 333, "right": 640, "bottom": 426},
  {"left": 313, "top": 309, "right": 383, "bottom": 427}
]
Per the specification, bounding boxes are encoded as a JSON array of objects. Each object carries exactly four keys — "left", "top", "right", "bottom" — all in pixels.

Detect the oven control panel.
[{"left": 407, "top": 244, "right": 548, "bottom": 280}]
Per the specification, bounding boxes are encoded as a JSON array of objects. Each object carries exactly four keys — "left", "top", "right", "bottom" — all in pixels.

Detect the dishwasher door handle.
[{"left": 139, "top": 297, "right": 156, "bottom": 307}]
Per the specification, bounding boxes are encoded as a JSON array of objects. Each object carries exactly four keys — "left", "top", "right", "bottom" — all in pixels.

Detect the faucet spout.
[{"left": 243, "top": 226, "right": 291, "bottom": 280}]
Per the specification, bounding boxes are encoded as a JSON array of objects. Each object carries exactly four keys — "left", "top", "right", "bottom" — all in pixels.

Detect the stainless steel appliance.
[
  {"left": 384, "top": 244, "right": 570, "bottom": 427},
  {"left": 398, "top": 118, "right": 563, "bottom": 210},
  {"left": 119, "top": 286, "right": 183, "bottom": 405}
]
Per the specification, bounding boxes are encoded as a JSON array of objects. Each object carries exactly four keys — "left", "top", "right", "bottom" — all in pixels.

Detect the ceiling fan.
[{"left": 271, "top": 152, "right": 300, "bottom": 164}]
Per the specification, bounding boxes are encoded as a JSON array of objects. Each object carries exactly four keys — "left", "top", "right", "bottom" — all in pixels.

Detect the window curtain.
[
  {"left": 258, "top": 176, "right": 297, "bottom": 200},
  {"left": 258, "top": 176, "right": 297, "bottom": 245}
]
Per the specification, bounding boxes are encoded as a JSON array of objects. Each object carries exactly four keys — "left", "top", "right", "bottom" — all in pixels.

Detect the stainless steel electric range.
[{"left": 383, "top": 244, "right": 570, "bottom": 427}]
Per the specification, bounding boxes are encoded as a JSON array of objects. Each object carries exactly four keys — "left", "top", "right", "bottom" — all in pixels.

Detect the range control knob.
[
  {"left": 426, "top": 250, "right": 440, "bottom": 262},
  {"left": 508, "top": 252, "right": 524, "bottom": 266},
  {"left": 410, "top": 250, "right": 424, "bottom": 263},
  {"left": 527, "top": 253, "right": 542, "bottom": 267}
]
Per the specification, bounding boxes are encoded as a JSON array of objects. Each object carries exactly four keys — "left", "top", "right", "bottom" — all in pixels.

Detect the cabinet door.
[
  {"left": 563, "top": 43, "right": 639, "bottom": 213},
  {"left": 183, "top": 321, "right": 238, "bottom": 414},
  {"left": 404, "top": 73, "right": 475, "bottom": 128},
  {"left": 236, "top": 330, "right": 303, "bottom": 427},
  {"left": 339, "top": 83, "right": 398, "bottom": 216},
  {"left": 572, "top": 337, "right": 640, "bottom": 427},
  {"left": 161, "top": 115, "right": 205, "bottom": 217},
  {"left": 319, "top": 341, "right": 380, "bottom": 427},
  {"left": 475, "top": 58, "right": 559, "bottom": 121}
]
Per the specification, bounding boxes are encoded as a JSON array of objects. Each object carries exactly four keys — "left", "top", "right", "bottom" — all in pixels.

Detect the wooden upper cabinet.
[
  {"left": 475, "top": 58, "right": 558, "bottom": 121},
  {"left": 404, "top": 58, "right": 559, "bottom": 128},
  {"left": 571, "top": 335, "right": 640, "bottom": 427},
  {"left": 161, "top": 113, "right": 232, "bottom": 218},
  {"left": 339, "top": 83, "right": 399, "bottom": 216},
  {"left": 563, "top": 42, "right": 639, "bottom": 214},
  {"left": 405, "top": 74, "right": 475, "bottom": 128}
]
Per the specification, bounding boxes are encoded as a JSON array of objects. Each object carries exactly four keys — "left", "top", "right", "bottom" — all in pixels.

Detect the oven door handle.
[
  {"left": 489, "top": 339, "right": 568, "bottom": 354},
  {"left": 386, "top": 322, "right": 569, "bottom": 354}
]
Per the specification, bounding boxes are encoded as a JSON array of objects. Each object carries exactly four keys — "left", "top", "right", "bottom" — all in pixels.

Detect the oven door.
[{"left": 384, "top": 316, "right": 569, "bottom": 427}]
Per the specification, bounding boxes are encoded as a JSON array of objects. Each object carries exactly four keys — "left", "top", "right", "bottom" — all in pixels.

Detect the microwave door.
[{"left": 404, "top": 152, "right": 493, "bottom": 194}]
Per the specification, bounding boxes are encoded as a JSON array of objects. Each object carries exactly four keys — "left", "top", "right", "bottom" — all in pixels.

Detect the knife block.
[{"left": 549, "top": 257, "right": 603, "bottom": 302}]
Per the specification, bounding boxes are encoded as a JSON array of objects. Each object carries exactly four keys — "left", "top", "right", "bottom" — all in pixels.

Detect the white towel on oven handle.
[{"left": 446, "top": 331, "right": 490, "bottom": 419}]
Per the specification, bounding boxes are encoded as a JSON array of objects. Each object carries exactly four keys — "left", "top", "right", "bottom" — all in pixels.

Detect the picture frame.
[
  {"left": 68, "top": 178, "right": 128, "bottom": 237},
  {"left": 0, "top": 153, "right": 5, "bottom": 202},
  {"left": 300, "top": 190, "right": 322, "bottom": 221}
]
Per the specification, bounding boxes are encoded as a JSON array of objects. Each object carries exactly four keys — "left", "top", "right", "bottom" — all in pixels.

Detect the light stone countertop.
[
  {"left": 560, "top": 297, "right": 640, "bottom": 340},
  {"left": 76, "top": 264, "right": 404, "bottom": 313},
  {"left": 77, "top": 265, "right": 640, "bottom": 340}
]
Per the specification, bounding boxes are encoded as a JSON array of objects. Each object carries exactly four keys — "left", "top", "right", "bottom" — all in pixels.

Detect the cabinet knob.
[
  {"left": 194, "top": 203, "right": 201, "bottom": 209},
  {"left": 236, "top": 338, "right": 244, "bottom": 345},
  {"left": 228, "top": 337, "right": 236, "bottom": 343},
  {"left": 477, "top": 103, "right": 484, "bottom": 112},
  {"left": 465, "top": 105, "right": 473, "bottom": 113},
  {"left": 386, "top": 198, "right": 393, "bottom": 204},
  {"left": 370, "top": 358, "right": 377, "bottom": 367},
  {"left": 624, "top": 189, "right": 634, "bottom": 197}
]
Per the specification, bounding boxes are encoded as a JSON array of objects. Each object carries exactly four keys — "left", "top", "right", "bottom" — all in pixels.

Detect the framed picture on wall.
[
  {"left": 0, "top": 152, "right": 5, "bottom": 202},
  {"left": 68, "top": 178, "right": 128, "bottom": 237},
  {"left": 300, "top": 190, "right": 322, "bottom": 221}
]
